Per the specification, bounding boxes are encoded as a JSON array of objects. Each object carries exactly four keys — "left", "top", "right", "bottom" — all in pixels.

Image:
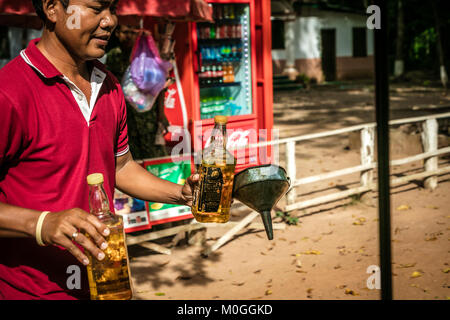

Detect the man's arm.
[{"left": 115, "top": 151, "right": 198, "bottom": 207}]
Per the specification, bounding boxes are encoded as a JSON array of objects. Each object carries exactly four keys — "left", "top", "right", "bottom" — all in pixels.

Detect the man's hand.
[
  {"left": 40, "top": 209, "right": 110, "bottom": 266},
  {"left": 179, "top": 173, "right": 200, "bottom": 207}
]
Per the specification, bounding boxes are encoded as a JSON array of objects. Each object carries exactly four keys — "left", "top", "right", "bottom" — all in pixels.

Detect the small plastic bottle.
[{"left": 85, "top": 173, "right": 133, "bottom": 300}]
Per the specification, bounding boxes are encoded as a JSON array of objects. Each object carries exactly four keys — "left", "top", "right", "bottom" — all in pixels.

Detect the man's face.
[
  {"left": 53, "top": 0, "right": 118, "bottom": 60},
  {"left": 116, "top": 25, "right": 139, "bottom": 50}
]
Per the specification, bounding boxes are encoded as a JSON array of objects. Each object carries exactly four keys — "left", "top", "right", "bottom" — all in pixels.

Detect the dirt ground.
[{"left": 128, "top": 80, "right": 450, "bottom": 300}]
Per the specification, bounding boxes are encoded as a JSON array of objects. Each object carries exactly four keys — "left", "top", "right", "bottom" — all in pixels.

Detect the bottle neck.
[
  {"left": 88, "top": 183, "right": 112, "bottom": 218},
  {"left": 210, "top": 122, "right": 227, "bottom": 149}
]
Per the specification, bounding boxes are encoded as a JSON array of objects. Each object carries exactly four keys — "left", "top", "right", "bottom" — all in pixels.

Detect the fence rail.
[{"left": 280, "top": 112, "right": 450, "bottom": 212}]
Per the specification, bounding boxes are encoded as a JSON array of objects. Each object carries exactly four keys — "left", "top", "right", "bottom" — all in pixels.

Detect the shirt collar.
[
  {"left": 21, "top": 38, "right": 109, "bottom": 81},
  {"left": 21, "top": 38, "right": 63, "bottom": 79}
]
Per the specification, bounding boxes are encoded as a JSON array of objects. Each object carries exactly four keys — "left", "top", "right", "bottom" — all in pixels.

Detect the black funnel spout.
[
  {"left": 260, "top": 211, "right": 273, "bottom": 240},
  {"left": 232, "top": 165, "right": 290, "bottom": 240}
]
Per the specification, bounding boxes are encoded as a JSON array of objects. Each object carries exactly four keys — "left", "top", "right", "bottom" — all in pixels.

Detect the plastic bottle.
[
  {"left": 210, "top": 24, "right": 216, "bottom": 39},
  {"left": 85, "top": 173, "right": 133, "bottom": 300}
]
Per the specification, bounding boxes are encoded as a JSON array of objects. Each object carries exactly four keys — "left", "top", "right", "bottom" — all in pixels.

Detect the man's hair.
[{"left": 32, "top": 0, "right": 70, "bottom": 21}]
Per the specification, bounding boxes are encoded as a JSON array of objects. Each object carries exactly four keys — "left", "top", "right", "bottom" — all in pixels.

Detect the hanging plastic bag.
[
  {"left": 121, "top": 66, "right": 158, "bottom": 112},
  {"left": 130, "top": 32, "right": 172, "bottom": 96}
]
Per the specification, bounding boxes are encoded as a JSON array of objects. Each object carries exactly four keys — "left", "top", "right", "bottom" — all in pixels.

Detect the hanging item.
[
  {"left": 122, "top": 31, "right": 172, "bottom": 112},
  {"left": 130, "top": 32, "right": 172, "bottom": 96},
  {"left": 122, "top": 65, "right": 157, "bottom": 112}
]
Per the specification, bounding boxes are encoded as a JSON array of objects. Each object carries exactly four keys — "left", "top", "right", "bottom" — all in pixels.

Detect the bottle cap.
[
  {"left": 87, "top": 173, "right": 104, "bottom": 185},
  {"left": 214, "top": 115, "right": 228, "bottom": 124}
]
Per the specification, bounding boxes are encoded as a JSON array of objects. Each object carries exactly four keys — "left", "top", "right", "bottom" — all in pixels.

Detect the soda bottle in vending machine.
[{"left": 210, "top": 24, "right": 216, "bottom": 39}]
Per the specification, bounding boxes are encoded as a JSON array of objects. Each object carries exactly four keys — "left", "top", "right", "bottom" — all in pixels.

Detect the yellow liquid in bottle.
[
  {"left": 86, "top": 216, "right": 133, "bottom": 300},
  {"left": 192, "top": 161, "right": 236, "bottom": 223}
]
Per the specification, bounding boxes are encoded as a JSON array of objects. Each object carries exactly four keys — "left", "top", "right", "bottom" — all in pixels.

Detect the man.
[{"left": 0, "top": 0, "right": 198, "bottom": 300}]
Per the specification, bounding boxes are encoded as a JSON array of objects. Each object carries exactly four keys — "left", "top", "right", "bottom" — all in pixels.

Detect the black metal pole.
[{"left": 373, "top": 1, "right": 393, "bottom": 300}]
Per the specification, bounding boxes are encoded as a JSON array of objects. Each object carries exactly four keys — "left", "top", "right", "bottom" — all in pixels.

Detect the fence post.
[
  {"left": 286, "top": 141, "right": 297, "bottom": 206},
  {"left": 421, "top": 118, "right": 439, "bottom": 190},
  {"left": 360, "top": 126, "right": 375, "bottom": 188}
]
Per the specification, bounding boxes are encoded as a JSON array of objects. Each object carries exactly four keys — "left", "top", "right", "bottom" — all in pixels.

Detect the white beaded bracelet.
[{"left": 35, "top": 211, "right": 51, "bottom": 246}]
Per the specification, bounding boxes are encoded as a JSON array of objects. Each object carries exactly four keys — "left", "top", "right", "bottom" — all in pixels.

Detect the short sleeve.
[
  {"left": 0, "top": 90, "right": 25, "bottom": 169},
  {"left": 115, "top": 88, "right": 129, "bottom": 157}
]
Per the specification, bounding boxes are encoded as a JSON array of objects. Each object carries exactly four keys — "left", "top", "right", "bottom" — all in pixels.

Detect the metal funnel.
[{"left": 232, "top": 165, "right": 291, "bottom": 240}]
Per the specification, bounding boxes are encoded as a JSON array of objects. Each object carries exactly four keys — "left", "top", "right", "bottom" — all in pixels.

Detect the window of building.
[
  {"left": 352, "top": 27, "right": 367, "bottom": 57},
  {"left": 271, "top": 19, "right": 285, "bottom": 50}
]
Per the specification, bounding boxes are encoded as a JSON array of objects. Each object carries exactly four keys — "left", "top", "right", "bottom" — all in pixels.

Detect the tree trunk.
[
  {"left": 394, "top": 0, "right": 404, "bottom": 78},
  {"left": 431, "top": 0, "right": 448, "bottom": 92}
]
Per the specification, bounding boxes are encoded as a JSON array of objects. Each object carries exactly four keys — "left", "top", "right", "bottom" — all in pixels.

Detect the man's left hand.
[{"left": 180, "top": 174, "right": 200, "bottom": 207}]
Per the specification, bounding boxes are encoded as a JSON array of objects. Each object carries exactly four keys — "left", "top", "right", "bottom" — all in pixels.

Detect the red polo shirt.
[{"left": 0, "top": 39, "right": 129, "bottom": 300}]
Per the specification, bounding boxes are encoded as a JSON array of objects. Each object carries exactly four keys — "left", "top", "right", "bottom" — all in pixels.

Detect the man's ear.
[{"left": 42, "top": 0, "right": 61, "bottom": 24}]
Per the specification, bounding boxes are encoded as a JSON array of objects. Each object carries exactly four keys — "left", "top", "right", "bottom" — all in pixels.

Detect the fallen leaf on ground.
[
  {"left": 398, "top": 263, "right": 416, "bottom": 268},
  {"left": 265, "top": 290, "right": 272, "bottom": 296},
  {"left": 337, "top": 284, "right": 347, "bottom": 289},
  {"left": 158, "top": 260, "right": 170, "bottom": 267},
  {"left": 301, "top": 250, "right": 322, "bottom": 255},
  {"left": 232, "top": 282, "right": 245, "bottom": 286},
  {"left": 411, "top": 271, "right": 422, "bottom": 278},
  {"left": 253, "top": 269, "right": 262, "bottom": 274},
  {"left": 442, "top": 268, "right": 450, "bottom": 273},
  {"left": 344, "top": 289, "right": 359, "bottom": 296},
  {"left": 155, "top": 292, "right": 165, "bottom": 296},
  {"left": 296, "top": 259, "right": 302, "bottom": 268},
  {"left": 296, "top": 270, "right": 307, "bottom": 273},
  {"left": 352, "top": 217, "right": 366, "bottom": 225},
  {"left": 396, "top": 204, "right": 411, "bottom": 211}
]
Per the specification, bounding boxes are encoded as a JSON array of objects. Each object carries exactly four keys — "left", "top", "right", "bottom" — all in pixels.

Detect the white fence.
[{"left": 277, "top": 112, "right": 450, "bottom": 212}]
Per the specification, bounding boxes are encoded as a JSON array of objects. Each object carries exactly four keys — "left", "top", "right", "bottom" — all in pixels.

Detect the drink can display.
[
  {"left": 236, "top": 24, "right": 242, "bottom": 38},
  {"left": 219, "top": 25, "right": 226, "bottom": 39},
  {"left": 203, "top": 25, "right": 210, "bottom": 39},
  {"left": 229, "top": 5, "right": 235, "bottom": 19},
  {"left": 226, "top": 24, "right": 232, "bottom": 38},
  {"left": 216, "top": 5, "right": 223, "bottom": 20},
  {"left": 223, "top": 5, "right": 229, "bottom": 19},
  {"left": 210, "top": 25, "right": 216, "bottom": 39}
]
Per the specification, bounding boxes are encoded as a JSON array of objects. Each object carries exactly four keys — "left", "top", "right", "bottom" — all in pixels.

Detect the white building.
[{"left": 271, "top": 0, "right": 374, "bottom": 83}]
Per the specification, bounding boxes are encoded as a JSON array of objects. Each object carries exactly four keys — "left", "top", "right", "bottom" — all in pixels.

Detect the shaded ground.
[{"left": 129, "top": 80, "right": 450, "bottom": 300}]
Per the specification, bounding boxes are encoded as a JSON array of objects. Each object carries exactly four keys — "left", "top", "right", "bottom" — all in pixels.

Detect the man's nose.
[{"left": 100, "top": 11, "right": 117, "bottom": 30}]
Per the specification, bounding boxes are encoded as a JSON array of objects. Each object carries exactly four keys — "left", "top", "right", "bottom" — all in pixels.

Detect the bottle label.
[{"left": 197, "top": 166, "right": 223, "bottom": 213}]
